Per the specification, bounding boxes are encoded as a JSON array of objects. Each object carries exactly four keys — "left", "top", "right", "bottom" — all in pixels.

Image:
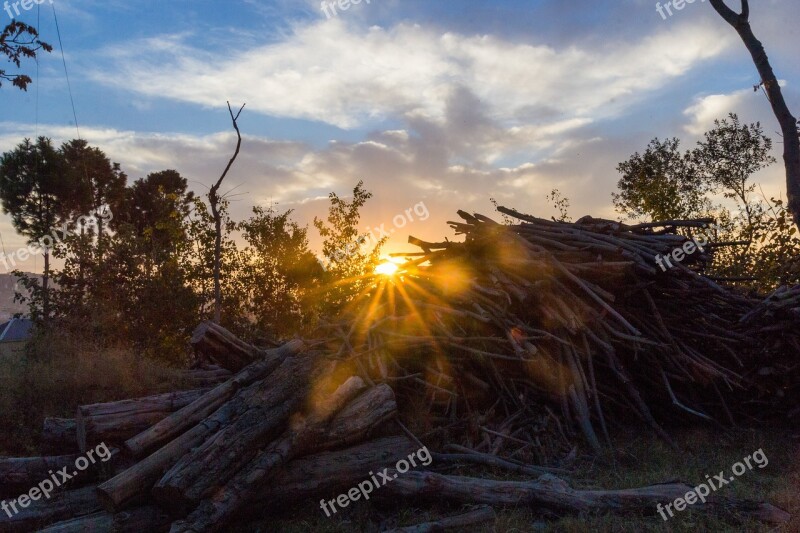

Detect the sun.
[{"left": 375, "top": 261, "right": 399, "bottom": 276}]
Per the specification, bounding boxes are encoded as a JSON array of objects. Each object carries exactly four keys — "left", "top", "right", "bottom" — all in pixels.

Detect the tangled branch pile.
[{"left": 1, "top": 208, "right": 795, "bottom": 532}]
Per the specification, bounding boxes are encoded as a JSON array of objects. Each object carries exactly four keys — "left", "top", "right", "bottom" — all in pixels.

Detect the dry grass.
[{"left": 0, "top": 331, "right": 186, "bottom": 455}]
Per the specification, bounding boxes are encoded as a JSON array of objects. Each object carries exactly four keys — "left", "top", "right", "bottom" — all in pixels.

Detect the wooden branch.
[
  {"left": 386, "top": 471, "right": 790, "bottom": 525},
  {"left": 76, "top": 388, "right": 209, "bottom": 453},
  {"left": 125, "top": 339, "right": 304, "bottom": 458},
  {"left": 0, "top": 486, "right": 101, "bottom": 533},
  {"left": 41, "top": 418, "right": 78, "bottom": 454}
]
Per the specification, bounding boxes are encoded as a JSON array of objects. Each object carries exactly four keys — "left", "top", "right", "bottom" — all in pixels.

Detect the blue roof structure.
[{"left": 0, "top": 318, "right": 33, "bottom": 342}]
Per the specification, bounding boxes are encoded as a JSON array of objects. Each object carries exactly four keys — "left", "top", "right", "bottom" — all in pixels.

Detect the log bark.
[
  {"left": 0, "top": 485, "right": 101, "bottom": 533},
  {"left": 385, "top": 471, "right": 791, "bottom": 525},
  {"left": 125, "top": 339, "right": 304, "bottom": 458},
  {"left": 383, "top": 505, "right": 496, "bottom": 533},
  {"left": 190, "top": 321, "right": 259, "bottom": 371},
  {"left": 42, "top": 418, "right": 78, "bottom": 454},
  {"left": 249, "top": 436, "right": 417, "bottom": 510},
  {"left": 0, "top": 455, "right": 92, "bottom": 496},
  {"left": 98, "top": 350, "right": 314, "bottom": 511},
  {"left": 179, "top": 367, "right": 232, "bottom": 388},
  {"left": 40, "top": 506, "right": 173, "bottom": 533},
  {"left": 37, "top": 512, "right": 113, "bottom": 533},
  {"left": 152, "top": 354, "right": 321, "bottom": 511},
  {"left": 170, "top": 383, "right": 397, "bottom": 533},
  {"left": 76, "top": 389, "right": 210, "bottom": 453}
]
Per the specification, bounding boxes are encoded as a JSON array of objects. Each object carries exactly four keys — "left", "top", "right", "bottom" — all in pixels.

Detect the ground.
[{"left": 1, "top": 349, "right": 797, "bottom": 532}]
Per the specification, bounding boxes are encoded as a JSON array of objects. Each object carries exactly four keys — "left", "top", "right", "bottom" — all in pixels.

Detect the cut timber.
[
  {"left": 99, "top": 350, "right": 313, "bottom": 511},
  {"left": 42, "top": 418, "right": 78, "bottom": 454},
  {"left": 171, "top": 383, "right": 397, "bottom": 533},
  {"left": 37, "top": 512, "right": 112, "bottom": 533},
  {"left": 249, "top": 436, "right": 417, "bottom": 510},
  {"left": 383, "top": 505, "right": 497, "bottom": 533},
  {"left": 386, "top": 471, "right": 791, "bottom": 525},
  {"left": 190, "top": 321, "right": 260, "bottom": 371},
  {"left": 0, "top": 455, "right": 93, "bottom": 496},
  {"left": 125, "top": 339, "right": 305, "bottom": 458},
  {"left": 152, "top": 354, "right": 321, "bottom": 510},
  {"left": 179, "top": 367, "right": 232, "bottom": 387},
  {"left": 38, "top": 506, "right": 172, "bottom": 533},
  {"left": 76, "top": 388, "right": 210, "bottom": 453},
  {"left": 0, "top": 485, "right": 101, "bottom": 533}
]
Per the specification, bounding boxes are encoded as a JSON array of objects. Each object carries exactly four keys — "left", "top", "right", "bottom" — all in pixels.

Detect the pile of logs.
[{"left": 0, "top": 207, "right": 795, "bottom": 532}]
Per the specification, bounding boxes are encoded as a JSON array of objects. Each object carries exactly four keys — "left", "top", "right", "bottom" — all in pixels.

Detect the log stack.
[{"left": 0, "top": 208, "right": 795, "bottom": 532}]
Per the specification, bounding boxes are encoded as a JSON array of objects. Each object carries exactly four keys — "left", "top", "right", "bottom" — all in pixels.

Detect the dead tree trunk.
[
  {"left": 0, "top": 486, "right": 101, "bottom": 533},
  {"left": 207, "top": 101, "right": 245, "bottom": 324},
  {"left": 41, "top": 418, "right": 78, "bottom": 454},
  {"left": 709, "top": 0, "right": 800, "bottom": 228},
  {"left": 190, "top": 321, "right": 260, "bottom": 371},
  {"left": 125, "top": 339, "right": 304, "bottom": 458},
  {"left": 99, "top": 350, "right": 316, "bottom": 511},
  {"left": 76, "top": 389, "right": 209, "bottom": 452},
  {"left": 0, "top": 455, "right": 96, "bottom": 496},
  {"left": 171, "top": 383, "right": 397, "bottom": 533},
  {"left": 386, "top": 471, "right": 791, "bottom": 525},
  {"left": 152, "top": 354, "right": 321, "bottom": 510}
]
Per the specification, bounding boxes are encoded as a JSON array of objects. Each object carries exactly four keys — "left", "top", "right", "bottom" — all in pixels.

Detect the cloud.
[{"left": 90, "top": 18, "right": 733, "bottom": 131}]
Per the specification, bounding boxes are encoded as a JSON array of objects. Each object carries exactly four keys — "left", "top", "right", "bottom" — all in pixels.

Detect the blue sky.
[{"left": 0, "top": 0, "right": 798, "bottom": 271}]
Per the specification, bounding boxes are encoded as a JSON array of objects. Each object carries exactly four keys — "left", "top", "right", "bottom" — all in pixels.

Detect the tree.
[
  {"left": 709, "top": 0, "right": 800, "bottom": 228},
  {"left": 230, "top": 205, "right": 321, "bottom": 339},
  {"left": 613, "top": 138, "right": 711, "bottom": 221},
  {"left": 695, "top": 114, "right": 775, "bottom": 233},
  {"left": 208, "top": 102, "right": 245, "bottom": 324},
  {"left": 314, "top": 181, "right": 384, "bottom": 312},
  {"left": 0, "top": 137, "right": 71, "bottom": 321},
  {"left": 0, "top": 21, "right": 51, "bottom": 91}
]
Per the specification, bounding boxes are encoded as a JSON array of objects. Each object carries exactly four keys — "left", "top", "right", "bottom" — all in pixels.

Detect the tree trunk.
[
  {"left": 248, "top": 436, "right": 417, "bottom": 510},
  {"left": 41, "top": 418, "right": 78, "bottom": 454},
  {"left": 0, "top": 455, "right": 94, "bottom": 496},
  {"left": 170, "top": 383, "right": 397, "bottom": 533},
  {"left": 38, "top": 506, "right": 173, "bottom": 533},
  {"left": 386, "top": 471, "right": 791, "bottom": 525},
  {"left": 99, "top": 350, "right": 314, "bottom": 511},
  {"left": 76, "top": 389, "right": 210, "bottom": 453},
  {"left": 190, "top": 321, "right": 260, "bottom": 371},
  {"left": 37, "top": 512, "right": 113, "bottom": 533},
  {"left": 152, "top": 354, "right": 321, "bottom": 511},
  {"left": 709, "top": 0, "right": 800, "bottom": 227},
  {"left": 178, "top": 366, "right": 232, "bottom": 388},
  {"left": 0, "top": 485, "right": 101, "bottom": 533},
  {"left": 125, "top": 339, "right": 304, "bottom": 458}
]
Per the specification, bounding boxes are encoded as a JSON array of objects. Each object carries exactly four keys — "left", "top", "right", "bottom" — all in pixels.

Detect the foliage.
[
  {"left": 313, "top": 180, "right": 384, "bottom": 313},
  {"left": 613, "top": 137, "right": 711, "bottom": 221},
  {"left": 0, "top": 21, "right": 51, "bottom": 91},
  {"left": 615, "top": 114, "right": 799, "bottom": 292}
]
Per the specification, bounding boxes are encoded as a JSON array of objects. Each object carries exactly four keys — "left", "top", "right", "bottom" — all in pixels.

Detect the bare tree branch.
[{"left": 208, "top": 102, "right": 246, "bottom": 323}]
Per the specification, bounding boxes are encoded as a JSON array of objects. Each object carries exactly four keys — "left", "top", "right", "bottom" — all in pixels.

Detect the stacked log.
[{"left": 0, "top": 210, "right": 795, "bottom": 532}]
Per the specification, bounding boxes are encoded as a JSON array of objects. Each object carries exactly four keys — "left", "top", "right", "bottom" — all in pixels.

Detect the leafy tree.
[
  {"left": 59, "top": 139, "right": 127, "bottom": 262},
  {"left": 0, "top": 137, "right": 71, "bottom": 321},
  {"left": 613, "top": 138, "right": 711, "bottom": 221},
  {"left": 229, "top": 205, "right": 321, "bottom": 339},
  {"left": 314, "top": 181, "right": 384, "bottom": 312},
  {"left": 0, "top": 21, "right": 51, "bottom": 91}
]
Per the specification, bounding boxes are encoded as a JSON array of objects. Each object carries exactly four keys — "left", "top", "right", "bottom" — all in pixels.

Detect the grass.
[{"left": 0, "top": 332, "right": 187, "bottom": 455}]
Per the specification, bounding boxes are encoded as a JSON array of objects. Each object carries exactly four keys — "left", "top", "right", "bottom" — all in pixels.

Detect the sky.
[{"left": 0, "top": 0, "right": 798, "bottom": 272}]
